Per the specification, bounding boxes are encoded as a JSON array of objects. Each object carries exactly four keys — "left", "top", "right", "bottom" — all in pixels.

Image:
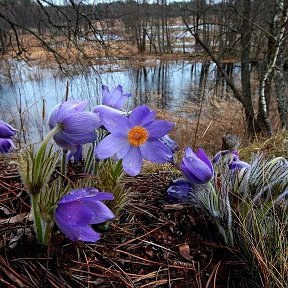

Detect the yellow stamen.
[{"left": 128, "top": 126, "right": 149, "bottom": 146}]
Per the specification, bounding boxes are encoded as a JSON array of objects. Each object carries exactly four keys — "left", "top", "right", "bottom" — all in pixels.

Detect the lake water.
[{"left": 0, "top": 59, "right": 240, "bottom": 145}]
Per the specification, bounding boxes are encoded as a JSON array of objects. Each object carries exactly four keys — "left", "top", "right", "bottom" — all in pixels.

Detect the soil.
[{"left": 0, "top": 160, "right": 248, "bottom": 288}]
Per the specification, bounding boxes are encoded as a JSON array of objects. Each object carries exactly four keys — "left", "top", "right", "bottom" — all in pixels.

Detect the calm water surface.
[{"left": 0, "top": 59, "right": 239, "bottom": 145}]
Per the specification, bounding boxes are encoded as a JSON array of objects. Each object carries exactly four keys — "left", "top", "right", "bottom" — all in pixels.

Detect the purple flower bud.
[
  {"left": 160, "top": 134, "right": 178, "bottom": 154},
  {"left": 180, "top": 147, "right": 214, "bottom": 184},
  {"left": 212, "top": 150, "right": 230, "bottom": 163},
  {"left": 54, "top": 188, "right": 115, "bottom": 242},
  {"left": 229, "top": 159, "right": 251, "bottom": 170},
  {"left": 167, "top": 178, "right": 192, "bottom": 203}
]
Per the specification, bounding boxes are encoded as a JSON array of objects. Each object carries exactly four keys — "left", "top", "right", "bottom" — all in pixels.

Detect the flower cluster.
[{"left": 13, "top": 84, "right": 176, "bottom": 245}]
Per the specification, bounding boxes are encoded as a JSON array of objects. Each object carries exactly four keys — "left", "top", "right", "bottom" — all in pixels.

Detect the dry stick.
[
  {"left": 204, "top": 261, "right": 221, "bottom": 288},
  {"left": 0, "top": 255, "right": 31, "bottom": 287}
]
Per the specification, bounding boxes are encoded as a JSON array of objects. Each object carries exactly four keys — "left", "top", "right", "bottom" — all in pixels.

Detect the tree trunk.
[{"left": 240, "top": 0, "right": 256, "bottom": 136}]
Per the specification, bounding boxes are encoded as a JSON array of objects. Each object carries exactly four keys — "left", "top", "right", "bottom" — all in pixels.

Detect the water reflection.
[{"left": 0, "top": 59, "right": 240, "bottom": 145}]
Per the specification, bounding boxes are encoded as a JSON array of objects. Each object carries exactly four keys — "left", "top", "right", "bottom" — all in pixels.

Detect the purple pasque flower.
[
  {"left": 167, "top": 178, "right": 193, "bottom": 203},
  {"left": 95, "top": 105, "right": 175, "bottom": 176},
  {"left": 102, "top": 84, "right": 132, "bottom": 109},
  {"left": 180, "top": 147, "right": 214, "bottom": 184},
  {"left": 92, "top": 85, "right": 132, "bottom": 117},
  {"left": 228, "top": 154, "right": 251, "bottom": 170},
  {"left": 0, "top": 120, "right": 17, "bottom": 153},
  {"left": 54, "top": 188, "right": 115, "bottom": 242},
  {"left": 48, "top": 100, "right": 101, "bottom": 151}
]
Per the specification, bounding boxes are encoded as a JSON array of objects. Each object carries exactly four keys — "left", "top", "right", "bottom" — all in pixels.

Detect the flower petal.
[
  {"left": 122, "top": 146, "right": 143, "bottom": 176},
  {"left": 92, "top": 105, "right": 128, "bottom": 116},
  {"left": 48, "top": 100, "right": 88, "bottom": 128},
  {"left": 99, "top": 110, "right": 131, "bottom": 135},
  {"left": 82, "top": 199, "right": 115, "bottom": 224},
  {"left": 129, "top": 105, "right": 156, "bottom": 126},
  {"left": 146, "top": 120, "right": 175, "bottom": 138},
  {"left": 0, "top": 121, "right": 17, "bottom": 138},
  {"left": 160, "top": 134, "right": 178, "bottom": 153},
  {"left": 102, "top": 85, "right": 131, "bottom": 109},
  {"left": 95, "top": 134, "right": 130, "bottom": 160},
  {"left": 54, "top": 212, "right": 100, "bottom": 242},
  {"left": 59, "top": 188, "right": 114, "bottom": 204},
  {"left": 53, "top": 133, "right": 78, "bottom": 151},
  {"left": 77, "top": 226, "right": 101, "bottom": 242},
  {"left": 195, "top": 148, "right": 214, "bottom": 172},
  {"left": 140, "top": 139, "right": 173, "bottom": 163},
  {"left": 181, "top": 155, "right": 213, "bottom": 184},
  {"left": 61, "top": 112, "right": 101, "bottom": 134},
  {"left": 67, "top": 145, "right": 83, "bottom": 162},
  {"left": 0, "top": 138, "right": 14, "bottom": 153},
  {"left": 167, "top": 178, "right": 193, "bottom": 203},
  {"left": 55, "top": 201, "right": 94, "bottom": 226},
  {"left": 61, "top": 131, "right": 97, "bottom": 145}
]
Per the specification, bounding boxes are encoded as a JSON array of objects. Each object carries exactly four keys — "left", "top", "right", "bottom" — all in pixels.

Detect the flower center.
[{"left": 128, "top": 126, "right": 149, "bottom": 146}]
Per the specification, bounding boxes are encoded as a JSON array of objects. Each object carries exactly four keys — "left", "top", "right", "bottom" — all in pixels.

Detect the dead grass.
[{"left": 156, "top": 97, "right": 246, "bottom": 157}]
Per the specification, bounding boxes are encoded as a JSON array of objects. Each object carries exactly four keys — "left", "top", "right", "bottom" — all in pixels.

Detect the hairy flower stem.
[
  {"left": 35, "top": 126, "right": 59, "bottom": 167},
  {"left": 61, "top": 149, "right": 67, "bottom": 176},
  {"left": 30, "top": 126, "right": 59, "bottom": 244},
  {"left": 31, "top": 195, "right": 53, "bottom": 244},
  {"left": 42, "top": 220, "right": 54, "bottom": 245},
  {"left": 31, "top": 193, "right": 43, "bottom": 242}
]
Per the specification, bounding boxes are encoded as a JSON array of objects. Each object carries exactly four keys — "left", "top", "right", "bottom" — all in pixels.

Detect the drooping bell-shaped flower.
[
  {"left": 48, "top": 100, "right": 101, "bottom": 151},
  {"left": 180, "top": 147, "right": 214, "bottom": 184},
  {"left": 0, "top": 120, "right": 17, "bottom": 153},
  {"left": 95, "top": 105, "right": 175, "bottom": 176},
  {"left": 54, "top": 188, "right": 115, "bottom": 242}
]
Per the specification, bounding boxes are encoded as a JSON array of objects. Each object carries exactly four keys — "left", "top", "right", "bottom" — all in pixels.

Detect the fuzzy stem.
[
  {"left": 42, "top": 220, "right": 54, "bottom": 245},
  {"left": 36, "top": 126, "right": 59, "bottom": 163},
  {"left": 31, "top": 194, "right": 43, "bottom": 242},
  {"left": 61, "top": 149, "right": 67, "bottom": 176}
]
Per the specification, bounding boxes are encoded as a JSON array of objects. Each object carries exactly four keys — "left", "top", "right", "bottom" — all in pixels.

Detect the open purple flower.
[
  {"left": 180, "top": 147, "right": 214, "bottom": 184},
  {"left": 54, "top": 188, "right": 115, "bottom": 242},
  {"left": 95, "top": 105, "right": 175, "bottom": 176},
  {"left": 48, "top": 100, "right": 101, "bottom": 151},
  {"left": 0, "top": 120, "right": 17, "bottom": 153}
]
